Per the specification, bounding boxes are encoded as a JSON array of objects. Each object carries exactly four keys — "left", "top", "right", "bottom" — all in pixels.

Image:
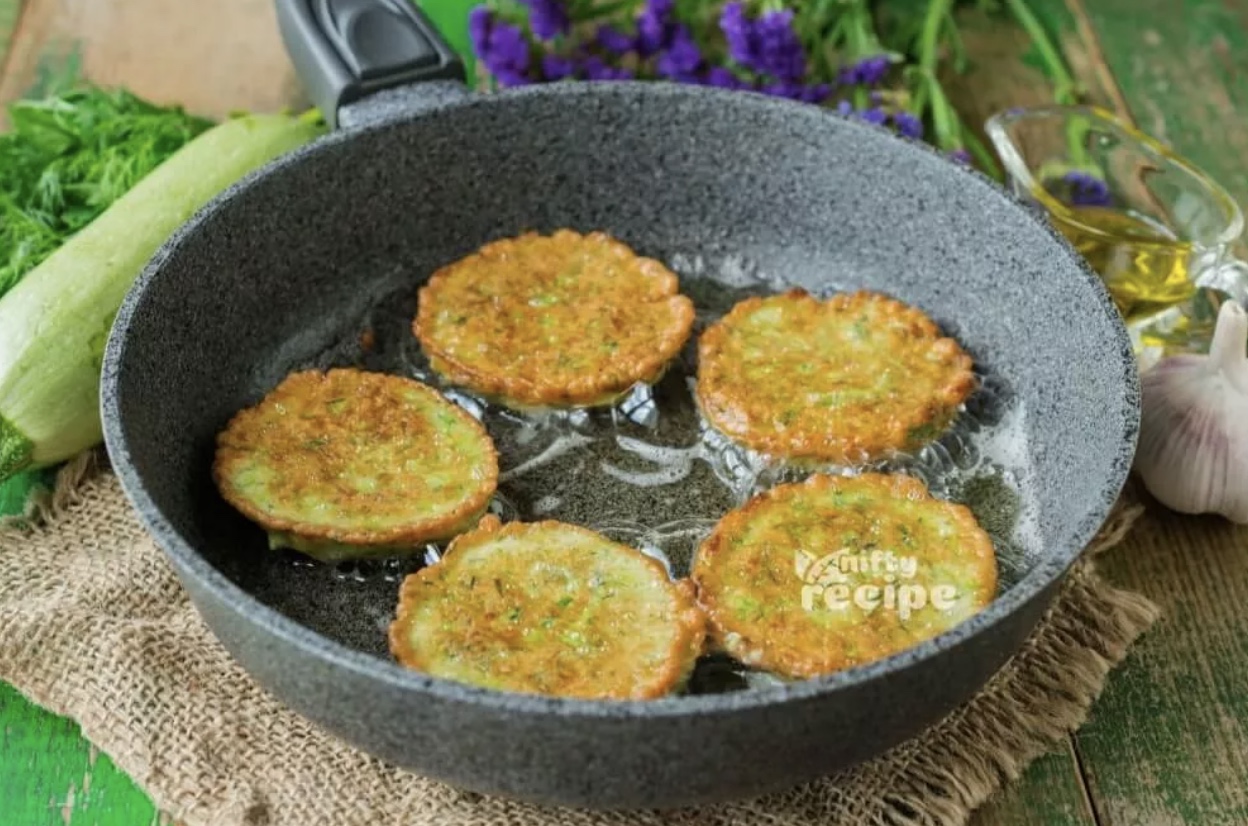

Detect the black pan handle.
[{"left": 276, "top": 0, "right": 466, "bottom": 128}]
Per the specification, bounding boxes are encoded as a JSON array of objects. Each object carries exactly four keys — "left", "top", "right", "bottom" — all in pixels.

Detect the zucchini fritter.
[
  {"left": 389, "top": 516, "right": 706, "bottom": 699},
  {"left": 692, "top": 473, "right": 997, "bottom": 679},
  {"left": 213, "top": 369, "right": 498, "bottom": 563},
  {"left": 696, "top": 289, "right": 976, "bottom": 463},
  {"left": 414, "top": 230, "right": 696, "bottom": 410}
]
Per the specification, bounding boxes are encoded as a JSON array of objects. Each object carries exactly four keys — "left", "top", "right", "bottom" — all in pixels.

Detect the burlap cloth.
[{"left": 0, "top": 453, "right": 1159, "bottom": 826}]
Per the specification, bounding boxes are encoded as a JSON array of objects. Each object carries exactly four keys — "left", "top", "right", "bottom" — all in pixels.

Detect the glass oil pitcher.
[{"left": 985, "top": 104, "right": 1248, "bottom": 369}]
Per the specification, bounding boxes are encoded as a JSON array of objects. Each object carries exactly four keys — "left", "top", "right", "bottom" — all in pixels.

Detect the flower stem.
[
  {"left": 1000, "top": 0, "right": 1078, "bottom": 103},
  {"left": 914, "top": 0, "right": 959, "bottom": 150},
  {"left": 923, "top": 70, "right": 957, "bottom": 148},
  {"left": 918, "top": 0, "right": 954, "bottom": 76},
  {"left": 844, "top": 0, "right": 886, "bottom": 58},
  {"left": 943, "top": 11, "right": 968, "bottom": 73},
  {"left": 963, "top": 126, "right": 1003, "bottom": 179}
]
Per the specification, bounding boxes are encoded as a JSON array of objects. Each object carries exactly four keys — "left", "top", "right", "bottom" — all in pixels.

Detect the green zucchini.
[{"left": 0, "top": 113, "right": 325, "bottom": 481}]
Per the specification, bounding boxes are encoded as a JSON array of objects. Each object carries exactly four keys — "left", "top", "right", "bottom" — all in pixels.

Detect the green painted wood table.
[{"left": 1, "top": 0, "right": 1246, "bottom": 823}]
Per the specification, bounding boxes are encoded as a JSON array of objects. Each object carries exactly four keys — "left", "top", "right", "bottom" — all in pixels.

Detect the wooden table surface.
[{"left": 1, "top": 0, "right": 1246, "bottom": 824}]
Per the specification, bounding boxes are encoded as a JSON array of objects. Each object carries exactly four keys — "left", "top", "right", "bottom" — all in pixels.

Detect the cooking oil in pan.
[{"left": 302, "top": 257, "right": 1039, "bottom": 692}]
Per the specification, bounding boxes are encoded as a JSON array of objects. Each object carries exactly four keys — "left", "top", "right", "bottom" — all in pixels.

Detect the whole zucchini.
[{"left": 0, "top": 113, "right": 324, "bottom": 480}]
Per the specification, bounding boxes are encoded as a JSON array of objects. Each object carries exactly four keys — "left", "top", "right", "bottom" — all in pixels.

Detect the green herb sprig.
[{"left": 0, "top": 85, "right": 214, "bottom": 297}]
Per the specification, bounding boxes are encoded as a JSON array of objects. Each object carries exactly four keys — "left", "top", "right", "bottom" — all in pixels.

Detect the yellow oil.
[{"left": 1046, "top": 204, "right": 1194, "bottom": 321}]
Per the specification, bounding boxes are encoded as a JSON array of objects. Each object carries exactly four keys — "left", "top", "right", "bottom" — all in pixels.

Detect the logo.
[{"left": 795, "top": 548, "right": 959, "bottom": 619}]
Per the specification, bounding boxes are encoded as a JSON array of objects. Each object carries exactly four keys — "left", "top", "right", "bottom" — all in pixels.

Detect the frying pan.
[{"left": 99, "top": 0, "right": 1139, "bottom": 810}]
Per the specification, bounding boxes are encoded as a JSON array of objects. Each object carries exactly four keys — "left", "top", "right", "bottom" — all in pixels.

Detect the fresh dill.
[{"left": 0, "top": 84, "right": 214, "bottom": 296}]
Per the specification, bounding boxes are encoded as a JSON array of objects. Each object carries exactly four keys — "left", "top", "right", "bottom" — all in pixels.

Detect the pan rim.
[{"left": 101, "top": 80, "right": 1140, "bottom": 718}]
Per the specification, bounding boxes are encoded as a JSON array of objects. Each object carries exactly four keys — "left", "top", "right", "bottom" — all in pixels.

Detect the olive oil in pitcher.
[
  {"left": 1048, "top": 204, "right": 1194, "bottom": 320},
  {"left": 986, "top": 105, "right": 1248, "bottom": 366}
]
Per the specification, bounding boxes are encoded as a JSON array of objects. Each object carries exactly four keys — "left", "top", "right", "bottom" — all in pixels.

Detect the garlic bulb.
[{"left": 1134, "top": 299, "right": 1248, "bottom": 523}]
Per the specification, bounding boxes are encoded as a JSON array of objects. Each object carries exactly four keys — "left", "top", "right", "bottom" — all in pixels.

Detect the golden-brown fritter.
[
  {"left": 389, "top": 516, "right": 706, "bottom": 699},
  {"left": 692, "top": 472, "right": 997, "bottom": 679},
  {"left": 414, "top": 230, "right": 695, "bottom": 410},
  {"left": 213, "top": 368, "right": 498, "bottom": 563},
  {"left": 696, "top": 289, "right": 976, "bottom": 464}
]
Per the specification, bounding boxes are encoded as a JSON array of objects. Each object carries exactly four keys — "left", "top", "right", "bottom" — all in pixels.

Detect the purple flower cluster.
[
  {"left": 636, "top": 0, "right": 675, "bottom": 56},
  {"left": 840, "top": 55, "right": 891, "bottom": 86},
  {"left": 539, "top": 53, "right": 633, "bottom": 81},
  {"left": 718, "top": 2, "right": 829, "bottom": 103},
  {"left": 720, "top": 3, "right": 803, "bottom": 80},
  {"left": 657, "top": 25, "right": 703, "bottom": 81},
  {"left": 519, "top": 0, "right": 569, "bottom": 41},
  {"left": 1061, "top": 171, "right": 1112, "bottom": 206},
  {"left": 470, "top": 7, "right": 530, "bottom": 87},
  {"left": 467, "top": 0, "right": 908, "bottom": 119},
  {"left": 596, "top": 25, "right": 635, "bottom": 55},
  {"left": 836, "top": 101, "right": 924, "bottom": 138},
  {"left": 472, "top": 5, "right": 632, "bottom": 86},
  {"left": 580, "top": 56, "right": 634, "bottom": 81}
]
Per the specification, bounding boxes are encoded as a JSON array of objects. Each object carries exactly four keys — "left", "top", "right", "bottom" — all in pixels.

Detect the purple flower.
[
  {"left": 488, "top": 25, "right": 532, "bottom": 81},
  {"left": 469, "top": 6, "right": 492, "bottom": 49},
  {"left": 840, "top": 54, "right": 891, "bottom": 86},
  {"left": 542, "top": 54, "right": 576, "bottom": 80},
  {"left": 719, "top": 2, "right": 809, "bottom": 81},
  {"left": 720, "top": 3, "right": 753, "bottom": 64},
  {"left": 581, "top": 56, "right": 634, "bottom": 81},
  {"left": 761, "top": 80, "right": 831, "bottom": 104},
  {"left": 802, "top": 84, "right": 832, "bottom": 104},
  {"left": 520, "top": 0, "right": 570, "bottom": 41},
  {"left": 892, "top": 111, "right": 923, "bottom": 139},
  {"left": 755, "top": 10, "right": 805, "bottom": 80},
  {"left": 469, "top": 8, "right": 533, "bottom": 87},
  {"left": 636, "top": 0, "right": 675, "bottom": 56},
  {"left": 493, "top": 68, "right": 533, "bottom": 86},
  {"left": 703, "top": 66, "right": 751, "bottom": 91},
  {"left": 647, "top": 0, "right": 674, "bottom": 20},
  {"left": 834, "top": 101, "right": 888, "bottom": 125},
  {"left": 948, "top": 148, "right": 972, "bottom": 165},
  {"left": 1062, "top": 171, "right": 1112, "bottom": 206},
  {"left": 859, "top": 107, "right": 887, "bottom": 126},
  {"left": 656, "top": 25, "right": 702, "bottom": 81},
  {"left": 596, "top": 25, "right": 635, "bottom": 55},
  {"left": 760, "top": 80, "right": 797, "bottom": 99}
]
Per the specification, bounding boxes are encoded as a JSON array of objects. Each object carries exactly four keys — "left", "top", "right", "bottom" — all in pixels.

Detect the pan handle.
[{"left": 276, "top": 0, "right": 467, "bottom": 129}]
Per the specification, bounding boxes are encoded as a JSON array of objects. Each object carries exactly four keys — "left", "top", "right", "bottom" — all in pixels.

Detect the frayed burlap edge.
[
  {"left": 0, "top": 450, "right": 99, "bottom": 530},
  {"left": 0, "top": 452, "right": 1159, "bottom": 826}
]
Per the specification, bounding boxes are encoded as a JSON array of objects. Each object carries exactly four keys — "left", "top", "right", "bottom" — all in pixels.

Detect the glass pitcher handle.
[
  {"left": 1132, "top": 256, "right": 1248, "bottom": 371},
  {"left": 1194, "top": 256, "right": 1248, "bottom": 306}
]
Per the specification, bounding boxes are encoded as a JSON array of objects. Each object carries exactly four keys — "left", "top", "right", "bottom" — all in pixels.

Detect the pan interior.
[
  {"left": 252, "top": 267, "right": 1034, "bottom": 690},
  {"left": 108, "top": 83, "right": 1136, "bottom": 698}
]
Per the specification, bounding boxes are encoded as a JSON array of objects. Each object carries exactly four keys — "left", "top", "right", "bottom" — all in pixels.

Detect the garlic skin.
[{"left": 1134, "top": 299, "right": 1248, "bottom": 524}]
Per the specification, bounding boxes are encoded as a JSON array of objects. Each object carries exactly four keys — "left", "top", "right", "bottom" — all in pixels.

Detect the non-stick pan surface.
[{"left": 100, "top": 0, "right": 1138, "bottom": 810}]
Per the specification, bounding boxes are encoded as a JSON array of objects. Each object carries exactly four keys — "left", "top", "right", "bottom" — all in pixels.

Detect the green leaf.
[{"left": 0, "top": 470, "right": 47, "bottom": 518}]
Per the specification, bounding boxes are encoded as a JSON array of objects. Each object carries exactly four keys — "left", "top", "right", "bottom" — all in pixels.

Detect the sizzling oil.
[{"left": 299, "top": 258, "right": 1039, "bottom": 694}]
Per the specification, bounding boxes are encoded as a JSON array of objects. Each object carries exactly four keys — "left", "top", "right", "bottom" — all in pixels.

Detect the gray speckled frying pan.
[{"left": 99, "top": 0, "right": 1139, "bottom": 810}]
